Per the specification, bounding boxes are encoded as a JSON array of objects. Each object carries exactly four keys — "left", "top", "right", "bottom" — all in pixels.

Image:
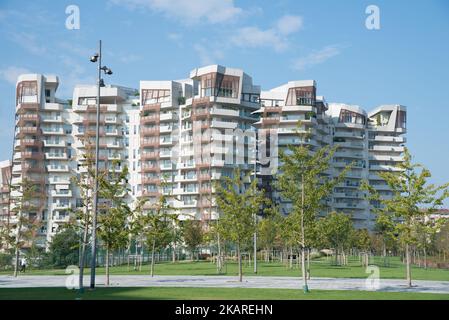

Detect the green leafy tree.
[
  {"left": 373, "top": 212, "right": 397, "bottom": 266},
  {"left": 362, "top": 148, "right": 449, "bottom": 287},
  {"left": 182, "top": 219, "right": 204, "bottom": 261},
  {"left": 138, "top": 194, "right": 176, "bottom": 277},
  {"left": 276, "top": 126, "right": 350, "bottom": 291},
  {"left": 215, "top": 169, "right": 266, "bottom": 282},
  {"left": 317, "top": 212, "right": 354, "bottom": 266},
  {"left": 352, "top": 228, "right": 372, "bottom": 267},
  {"left": 45, "top": 228, "right": 79, "bottom": 268},
  {"left": 97, "top": 162, "right": 131, "bottom": 286},
  {"left": 435, "top": 220, "right": 449, "bottom": 261},
  {"left": 9, "top": 178, "right": 42, "bottom": 277},
  {"left": 258, "top": 210, "right": 281, "bottom": 263}
]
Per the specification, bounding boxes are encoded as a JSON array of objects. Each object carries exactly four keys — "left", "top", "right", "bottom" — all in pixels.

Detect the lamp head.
[{"left": 90, "top": 53, "right": 99, "bottom": 62}]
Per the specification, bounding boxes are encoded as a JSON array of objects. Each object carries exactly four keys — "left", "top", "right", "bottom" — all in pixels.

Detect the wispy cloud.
[
  {"left": 292, "top": 45, "right": 344, "bottom": 70},
  {"left": 193, "top": 44, "right": 224, "bottom": 66},
  {"left": 0, "top": 66, "right": 31, "bottom": 85},
  {"left": 9, "top": 32, "right": 47, "bottom": 56},
  {"left": 276, "top": 15, "right": 303, "bottom": 35},
  {"left": 230, "top": 15, "right": 303, "bottom": 52},
  {"left": 110, "top": 0, "right": 242, "bottom": 25}
]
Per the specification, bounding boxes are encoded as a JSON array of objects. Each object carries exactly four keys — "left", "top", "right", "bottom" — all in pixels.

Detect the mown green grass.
[
  {"left": 0, "top": 286, "right": 448, "bottom": 300},
  {"left": 2, "top": 256, "right": 448, "bottom": 281}
]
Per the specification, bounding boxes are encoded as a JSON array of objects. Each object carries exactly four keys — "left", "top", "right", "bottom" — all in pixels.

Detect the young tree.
[
  {"left": 352, "top": 228, "right": 372, "bottom": 267},
  {"left": 9, "top": 178, "right": 42, "bottom": 277},
  {"left": 215, "top": 169, "right": 266, "bottom": 282},
  {"left": 276, "top": 126, "right": 350, "bottom": 292},
  {"left": 362, "top": 148, "right": 449, "bottom": 287},
  {"left": 373, "top": 212, "right": 397, "bottom": 266},
  {"left": 45, "top": 228, "right": 80, "bottom": 268},
  {"left": 317, "top": 212, "right": 354, "bottom": 266},
  {"left": 182, "top": 219, "right": 204, "bottom": 261},
  {"left": 138, "top": 194, "right": 176, "bottom": 277},
  {"left": 258, "top": 210, "right": 281, "bottom": 263},
  {"left": 435, "top": 220, "right": 449, "bottom": 261},
  {"left": 97, "top": 162, "right": 131, "bottom": 286}
]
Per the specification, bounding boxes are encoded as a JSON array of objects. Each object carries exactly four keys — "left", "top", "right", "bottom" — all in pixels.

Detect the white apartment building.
[
  {"left": 11, "top": 74, "right": 74, "bottom": 246},
  {"left": 6, "top": 66, "right": 406, "bottom": 248},
  {"left": 139, "top": 65, "right": 260, "bottom": 221},
  {"left": 0, "top": 160, "right": 11, "bottom": 228},
  {"left": 254, "top": 82, "right": 406, "bottom": 229}
]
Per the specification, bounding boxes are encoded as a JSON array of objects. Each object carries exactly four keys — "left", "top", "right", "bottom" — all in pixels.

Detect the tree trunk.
[
  {"left": 13, "top": 218, "right": 22, "bottom": 278},
  {"left": 172, "top": 245, "right": 176, "bottom": 263},
  {"left": 150, "top": 239, "right": 156, "bottom": 277},
  {"left": 105, "top": 247, "right": 110, "bottom": 286},
  {"left": 79, "top": 217, "right": 89, "bottom": 290},
  {"left": 405, "top": 243, "right": 412, "bottom": 287},
  {"left": 307, "top": 248, "right": 311, "bottom": 280},
  {"left": 237, "top": 243, "right": 242, "bottom": 282},
  {"left": 13, "top": 243, "right": 20, "bottom": 278},
  {"left": 289, "top": 247, "right": 293, "bottom": 269},
  {"left": 217, "top": 232, "right": 222, "bottom": 273},
  {"left": 301, "top": 246, "right": 308, "bottom": 290},
  {"left": 423, "top": 247, "right": 427, "bottom": 270}
]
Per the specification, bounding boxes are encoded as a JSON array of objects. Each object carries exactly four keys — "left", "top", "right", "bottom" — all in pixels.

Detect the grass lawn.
[
  {"left": 2, "top": 256, "right": 448, "bottom": 281},
  {"left": 0, "top": 286, "right": 448, "bottom": 300}
]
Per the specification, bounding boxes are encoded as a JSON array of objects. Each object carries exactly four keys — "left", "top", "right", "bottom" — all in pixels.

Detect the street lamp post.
[{"left": 89, "top": 40, "right": 112, "bottom": 289}]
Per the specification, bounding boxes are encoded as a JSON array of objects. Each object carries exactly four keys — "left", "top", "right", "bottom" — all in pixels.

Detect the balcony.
[
  {"left": 20, "top": 139, "right": 43, "bottom": 148},
  {"left": 44, "top": 140, "right": 66, "bottom": 147},
  {"left": 141, "top": 127, "right": 159, "bottom": 136},
  {"left": 42, "top": 127, "right": 64, "bottom": 135},
  {"left": 142, "top": 177, "right": 161, "bottom": 184},
  {"left": 45, "top": 152, "right": 68, "bottom": 160},
  {"left": 41, "top": 116, "right": 62, "bottom": 123},
  {"left": 211, "top": 120, "right": 237, "bottom": 129},
  {"left": 47, "top": 165, "right": 69, "bottom": 172},
  {"left": 52, "top": 214, "right": 71, "bottom": 223},
  {"left": 175, "top": 175, "right": 197, "bottom": 182},
  {"left": 105, "top": 129, "right": 121, "bottom": 136},
  {"left": 141, "top": 164, "right": 160, "bottom": 173},
  {"left": 210, "top": 108, "right": 239, "bottom": 117},
  {"left": 19, "top": 127, "right": 39, "bottom": 135},
  {"left": 53, "top": 202, "right": 72, "bottom": 210},
  {"left": 105, "top": 116, "right": 121, "bottom": 124},
  {"left": 22, "top": 151, "right": 44, "bottom": 160},
  {"left": 334, "top": 202, "right": 366, "bottom": 209},
  {"left": 49, "top": 178, "right": 71, "bottom": 185},
  {"left": 370, "top": 145, "right": 405, "bottom": 152},
  {"left": 17, "top": 114, "right": 39, "bottom": 123},
  {"left": 369, "top": 155, "right": 404, "bottom": 162},
  {"left": 334, "top": 131, "right": 365, "bottom": 139},
  {"left": 51, "top": 190, "right": 73, "bottom": 197},
  {"left": 43, "top": 103, "right": 63, "bottom": 111},
  {"left": 141, "top": 114, "right": 159, "bottom": 124},
  {"left": 141, "top": 151, "right": 160, "bottom": 160},
  {"left": 370, "top": 135, "right": 406, "bottom": 143},
  {"left": 140, "top": 139, "right": 159, "bottom": 147},
  {"left": 160, "top": 125, "right": 172, "bottom": 133},
  {"left": 160, "top": 112, "right": 175, "bottom": 121}
]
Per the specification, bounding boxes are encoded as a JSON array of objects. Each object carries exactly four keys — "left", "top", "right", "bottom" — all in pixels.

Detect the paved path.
[{"left": 1, "top": 275, "right": 449, "bottom": 294}]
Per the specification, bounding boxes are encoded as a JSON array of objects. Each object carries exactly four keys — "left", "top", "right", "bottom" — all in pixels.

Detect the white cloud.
[
  {"left": 293, "top": 45, "right": 343, "bottom": 70},
  {"left": 0, "top": 66, "right": 30, "bottom": 85},
  {"left": 9, "top": 32, "right": 47, "bottom": 55},
  {"left": 230, "top": 15, "right": 303, "bottom": 52},
  {"left": 276, "top": 15, "right": 303, "bottom": 35},
  {"left": 167, "top": 32, "right": 182, "bottom": 41},
  {"left": 230, "top": 27, "right": 288, "bottom": 52},
  {"left": 194, "top": 44, "right": 224, "bottom": 66},
  {"left": 110, "top": 0, "right": 242, "bottom": 24}
]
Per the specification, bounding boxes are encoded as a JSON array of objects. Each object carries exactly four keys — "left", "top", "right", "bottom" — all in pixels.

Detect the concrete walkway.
[{"left": 1, "top": 275, "right": 449, "bottom": 294}]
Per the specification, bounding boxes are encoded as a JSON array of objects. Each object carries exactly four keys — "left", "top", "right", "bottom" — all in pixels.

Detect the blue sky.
[{"left": 0, "top": 0, "right": 448, "bottom": 203}]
